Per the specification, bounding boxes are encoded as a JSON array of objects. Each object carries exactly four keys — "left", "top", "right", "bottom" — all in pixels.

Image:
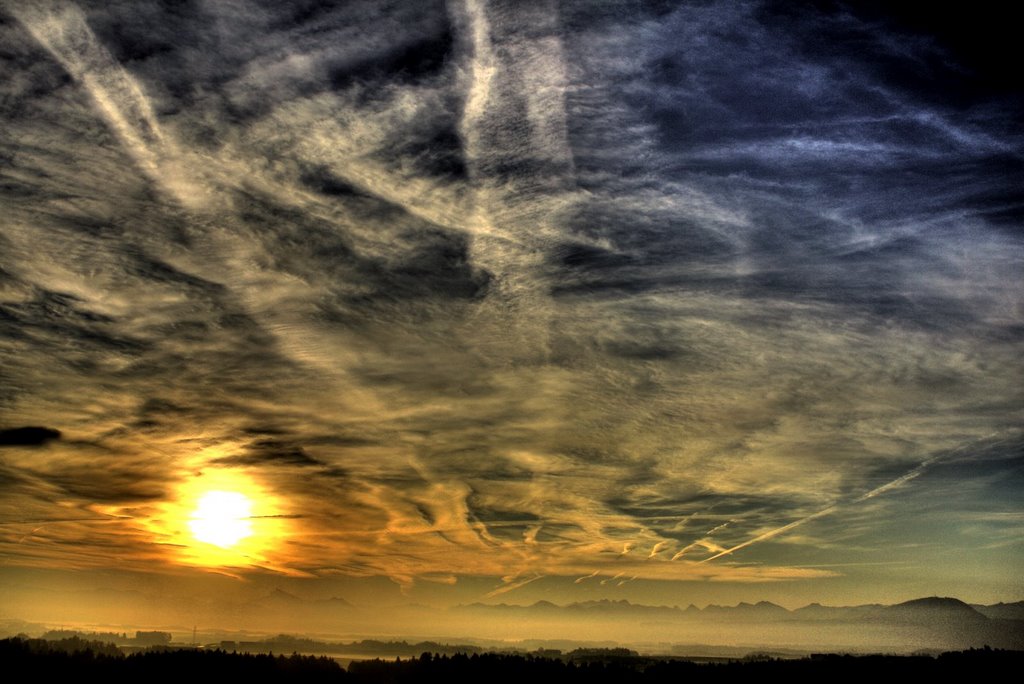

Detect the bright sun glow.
[
  {"left": 148, "top": 466, "right": 291, "bottom": 570},
  {"left": 189, "top": 490, "right": 253, "bottom": 548}
]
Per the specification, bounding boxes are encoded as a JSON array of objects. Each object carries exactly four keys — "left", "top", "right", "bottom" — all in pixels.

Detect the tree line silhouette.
[{"left": 2, "top": 637, "right": 1021, "bottom": 684}]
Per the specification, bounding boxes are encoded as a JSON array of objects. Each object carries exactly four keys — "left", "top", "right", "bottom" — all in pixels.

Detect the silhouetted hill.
[
  {"left": 0, "top": 638, "right": 341, "bottom": 683},
  {"left": 347, "top": 649, "right": 1024, "bottom": 684},
  {"left": 893, "top": 597, "right": 982, "bottom": 612},
  {"left": 4, "top": 638, "right": 1024, "bottom": 683}
]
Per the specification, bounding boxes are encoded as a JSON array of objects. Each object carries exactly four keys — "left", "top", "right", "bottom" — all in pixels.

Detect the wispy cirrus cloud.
[{"left": 0, "top": 0, "right": 1020, "bottom": 604}]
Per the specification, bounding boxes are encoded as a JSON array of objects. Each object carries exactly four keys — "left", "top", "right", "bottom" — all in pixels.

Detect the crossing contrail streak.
[
  {"left": 702, "top": 457, "right": 941, "bottom": 563},
  {"left": 7, "top": 0, "right": 205, "bottom": 208}
]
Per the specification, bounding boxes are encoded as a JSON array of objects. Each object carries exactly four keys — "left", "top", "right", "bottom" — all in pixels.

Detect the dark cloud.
[
  {"left": 215, "top": 440, "right": 326, "bottom": 468},
  {"left": 0, "top": 426, "right": 62, "bottom": 447},
  {"left": 40, "top": 462, "right": 167, "bottom": 503}
]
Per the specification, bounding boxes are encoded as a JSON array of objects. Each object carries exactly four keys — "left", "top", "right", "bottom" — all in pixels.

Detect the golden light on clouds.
[{"left": 0, "top": 0, "right": 1020, "bottom": 622}]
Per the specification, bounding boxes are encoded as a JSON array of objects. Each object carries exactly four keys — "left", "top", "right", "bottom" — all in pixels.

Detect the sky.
[{"left": 0, "top": 0, "right": 1022, "bottom": 628}]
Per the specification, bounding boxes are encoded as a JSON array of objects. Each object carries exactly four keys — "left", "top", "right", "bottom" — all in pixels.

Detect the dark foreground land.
[{"left": 3, "top": 637, "right": 1021, "bottom": 683}]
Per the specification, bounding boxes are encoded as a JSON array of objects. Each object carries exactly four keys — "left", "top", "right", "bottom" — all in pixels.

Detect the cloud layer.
[{"left": 0, "top": 0, "right": 1021, "bottom": 602}]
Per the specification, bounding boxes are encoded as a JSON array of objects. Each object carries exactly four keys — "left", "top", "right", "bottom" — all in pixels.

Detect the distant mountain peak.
[
  {"left": 326, "top": 596, "right": 353, "bottom": 606},
  {"left": 703, "top": 601, "right": 788, "bottom": 614},
  {"left": 904, "top": 596, "right": 960, "bottom": 604},
  {"left": 894, "top": 596, "right": 974, "bottom": 609},
  {"left": 888, "top": 597, "right": 987, "bottom": 621},
  {"left": 266, "top": 588, "right": 302, "bottom": 602}
]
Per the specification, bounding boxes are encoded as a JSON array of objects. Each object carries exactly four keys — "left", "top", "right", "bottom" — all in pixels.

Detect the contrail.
[
  {"left": 702, "top": 456, "right": 941, "bottom": 563},
  {"left": 7, "top": 0, "right": 203, "bottom": 207},
  {"left": 452, "top": 0, "right": 497, "bottom": 185},
  {"left": 600, "top": 571, "right": 624, "bottom": 585},
  {"left": 705, "top": 520, "right": 733, "bottom": 536},
  {"left": 648, "top": 540, "right": 669, "bottom": 557},
  {"left": 485, "top": 573, "right": 543, "bottom": 598},
  {"left": 852, "top": 457, "right": 938, "bottom": 502},
  {"left": 672, "top": 538, "right": 727, "bottom": 561},
  {"left": 0, "top": 516, "right": 130, "bottom": 525},
  {"left": 452, "top": 0, "right": 574, "bottom": 187},
  {"left": 700, "top": 506, "right": 837, "bottom": 563}
]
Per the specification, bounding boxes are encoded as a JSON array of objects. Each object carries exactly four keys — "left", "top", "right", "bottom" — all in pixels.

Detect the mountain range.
[
  {"left": 452, "top": 596, "right": 1024, "bottom": 651},
  {"left": 457, "top": 596, "right": 1022, "bottom": 620},
  {"left": 4, "top": 587, "right": 1021, "bottom": 654}
]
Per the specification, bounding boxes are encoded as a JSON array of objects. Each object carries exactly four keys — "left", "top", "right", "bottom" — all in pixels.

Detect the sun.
[
  {"left": 189, "top": 490, "right": 253, "bottom": 548},
  {"left": 148, "top": 466, "right": 290, "bottom": 570}
]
